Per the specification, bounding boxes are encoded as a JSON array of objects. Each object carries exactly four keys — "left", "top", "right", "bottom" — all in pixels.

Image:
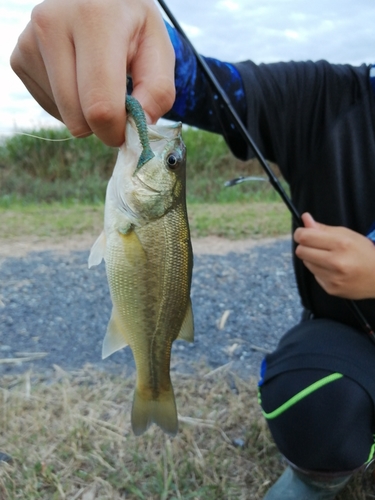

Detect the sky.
[{"left": 0, "top": 0, "right": 375, "bottom": 135}]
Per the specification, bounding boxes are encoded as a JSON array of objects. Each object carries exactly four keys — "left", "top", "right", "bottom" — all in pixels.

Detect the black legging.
[{"left": 259, "top": 367, "right": 375, "bottom": 471}]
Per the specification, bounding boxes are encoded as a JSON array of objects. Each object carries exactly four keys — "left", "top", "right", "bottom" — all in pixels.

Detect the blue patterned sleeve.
[
  {"left": 367, "top": 221, "right": 375, "bottom": 244},
  {"left": 163, "top": 22, "right": 248, "bottom": 160}
]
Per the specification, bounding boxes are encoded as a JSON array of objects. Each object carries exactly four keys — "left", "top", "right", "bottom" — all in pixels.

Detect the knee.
[{"left": 259, "top": 369, "right": 375, "bottom": 471}]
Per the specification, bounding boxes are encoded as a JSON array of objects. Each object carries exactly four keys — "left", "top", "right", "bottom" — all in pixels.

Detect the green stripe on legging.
[
  {"left": 366, "top": 437, "right": 375, "bottom": 463},
  {"left": 259, "top": 372, "right": 344, "bottom": 420}
]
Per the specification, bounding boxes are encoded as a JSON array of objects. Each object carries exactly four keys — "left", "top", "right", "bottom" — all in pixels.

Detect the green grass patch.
[
  {"left": 0, "top": 202, "right": 290, "bottom": 241},
  {"left": 188, "top": 202, "right": 290, "bottom": 239},
  {"left": 0, "top": 203, "right": 104, "bottom": 240},
  {"left": 0, "top": 127, "right": 283, "bottom": 205}
]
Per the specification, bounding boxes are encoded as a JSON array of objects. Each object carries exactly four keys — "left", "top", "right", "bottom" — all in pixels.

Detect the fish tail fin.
[{"left": 131, "top": 384, "right": 178, "bottom": 437}]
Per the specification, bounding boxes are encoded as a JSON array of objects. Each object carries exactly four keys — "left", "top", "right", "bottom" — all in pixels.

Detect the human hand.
[
  {"left": 10, "top": 0, "right": 176, "bottom": 147},
  {"left": 294, "top": 213, "right": 375, "bottom": 299}
]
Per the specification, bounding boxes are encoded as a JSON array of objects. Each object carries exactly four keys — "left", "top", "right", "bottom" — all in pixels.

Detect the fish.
[{"left": 88, "top": 98, "right": 194, "bottom": 436}]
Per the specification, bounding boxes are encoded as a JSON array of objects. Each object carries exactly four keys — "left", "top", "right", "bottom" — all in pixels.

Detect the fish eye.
[{"left": 166, "top": 153, "right": 180, "bottom": 170}]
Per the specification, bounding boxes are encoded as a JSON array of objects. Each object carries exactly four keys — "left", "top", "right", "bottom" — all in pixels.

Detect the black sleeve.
[{"left": 234, "top": 60, "right": 368, "bottom": 182}]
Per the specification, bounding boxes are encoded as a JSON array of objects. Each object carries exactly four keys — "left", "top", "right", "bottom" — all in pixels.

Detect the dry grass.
[
  {"left": 0, "top": 365, "right": 280, "bottom": 500},
  {"left": 0, "top": 365, "right": 369, "bottom": 499}
]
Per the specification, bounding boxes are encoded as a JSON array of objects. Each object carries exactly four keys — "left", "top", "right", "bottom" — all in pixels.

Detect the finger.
[
  {"left": 129, "top": 10, "right": 176, "bottom": 123},
  {"left": 301, "top": 212, "right": 319, "bottom": 229},
  {"left": 72, "top": 6, "right": 130, "bottom": 146},
  {"left": 10, "top": 24, "right": 62, "bottom": 121},
  {"left": 30, "top": 4, "right": 92, "bottom": 139},
  {"left": 302, "top": 260, "right": 348, "bottom": 297},
  {"left": 297, "top": 256, "right": 340, "bottom": 296},
  {"left": 301, "top": 260, "right": 329, "bottom": 282},
  {"left": 11, "top": 51, "right": 62, "bottom": 121},
  {"left": 295, "top": 245, "right": 331, "bottom": 268},
  {"left": 294, "top": 229, "right": 333, "bottom": 250},
  {"left": 294, "top": 213, "right": 330, "bottom": 246},
  {"left": 74, "top": 43, "right": 127, "bottom": 146},
  {"left": 294, "top": 213, "right": 320, "bottom": 244}
]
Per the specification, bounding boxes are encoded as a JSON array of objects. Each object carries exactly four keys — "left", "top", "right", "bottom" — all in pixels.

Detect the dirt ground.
[{"left": 0, "top": 233, "right": 290, "bottom": 259}]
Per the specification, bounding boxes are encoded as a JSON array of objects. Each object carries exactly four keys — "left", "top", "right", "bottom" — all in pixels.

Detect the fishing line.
[
  {"left": 157, "top": 0, "right": 375, "bottom": 340},
  {"left": 13, "top": 132, "right": 75, "bottom": 141},
  {"left": 4, "top": 129, "right": 91, "bottom": 142}
]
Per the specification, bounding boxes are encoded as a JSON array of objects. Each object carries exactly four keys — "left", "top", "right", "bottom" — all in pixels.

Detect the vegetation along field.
[
  {"left": 0, "top": 128, "right": 366, "bottom": 498},
  {"left": 0, "top": 127, "right": 290, "bottom": 240}
]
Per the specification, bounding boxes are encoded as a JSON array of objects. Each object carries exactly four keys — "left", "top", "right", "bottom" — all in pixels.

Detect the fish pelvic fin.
[
  {"left": 88, "top": 231, "right": 106, "bottom": 268},
  {"left": 131, "top": 385, "right": 178, "bottom": 436},
  {"left": 177, "top": 299, "right": 194, "bottom": 343},
  {"left": 102, "top": 308, "right": 129, "bottom": 359}
]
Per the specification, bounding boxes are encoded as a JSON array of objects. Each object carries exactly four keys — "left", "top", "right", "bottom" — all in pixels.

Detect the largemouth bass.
[{"left": 89, "top": 99, "right": 194, "bottom": 436}]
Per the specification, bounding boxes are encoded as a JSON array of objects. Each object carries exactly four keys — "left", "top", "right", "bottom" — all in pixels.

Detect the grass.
[
  {"left": 0, "top": 204, "right": 104, "bottom": 240},
  {"left": 0, "top": 367, "right": 278, "bottom": 500},
  {"left": 188, "top": 202, "right": 290, "bottom": 239},
  {"left": 0, "top": 367, "right": 367, "bottom": 499},
  {"left": 0, "top": 126, "right": 290, "bottom": 240},
  {"left": 0, "top": 127, "right": 283, "bottom": 205},
  {"left": 0, "top": 201, "right": 290, "bottom": 241}
]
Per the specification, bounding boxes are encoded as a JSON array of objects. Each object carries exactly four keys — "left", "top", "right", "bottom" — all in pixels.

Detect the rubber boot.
[{"left": 263, "top": 466, "right": 352, "bottom": 500}]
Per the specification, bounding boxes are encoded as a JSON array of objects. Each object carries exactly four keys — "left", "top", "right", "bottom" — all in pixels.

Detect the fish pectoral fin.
[
  {"left": 88, "top": 231, "right": 106, "bottom": 268},
  {"left": 120, "top": 229, "right": 147, "bottom": 266},
  {"left": 131, "top": 385, "right": 178, "bottom": 436},
  {"left": 177, "top": 299, "right": 194, "bottom": 343},
  {"left": 102, "top": 308, "right": 129, "bottom": 359}
]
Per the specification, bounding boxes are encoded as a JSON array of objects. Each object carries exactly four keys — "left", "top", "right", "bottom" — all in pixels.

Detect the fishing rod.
[
  {"left": 158, "top": 0, "right": 300, "bottom": 226},
  {"left": 157, "top": 0, "right": 375, "bottom": 341}
]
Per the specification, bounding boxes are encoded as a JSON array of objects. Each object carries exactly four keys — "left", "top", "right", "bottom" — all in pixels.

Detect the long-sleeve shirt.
[{"left": 164, "top": 26, "right": 375, "bottom": 331}]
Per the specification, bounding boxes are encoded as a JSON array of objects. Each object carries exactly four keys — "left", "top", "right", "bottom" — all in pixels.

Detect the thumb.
[
  {"left": 301, "top": 212, "right": 320, "bottom": 229},
  {"left": 129, "top": 13, "right": 175, "bottom": 124}
]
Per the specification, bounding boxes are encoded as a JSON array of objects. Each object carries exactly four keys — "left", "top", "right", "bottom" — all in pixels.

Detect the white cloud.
[
  {"left": 180, "top": 22, "right": 202, "bottom": 39},
  {"left": 284, "top": 30, "right": 302, "bottom": 41},
  {"left": 217, "top": 0, "right": 241, "bottom": 12},
  {"left": 1, "top": 0, "right": 375, "bottom": 134}
]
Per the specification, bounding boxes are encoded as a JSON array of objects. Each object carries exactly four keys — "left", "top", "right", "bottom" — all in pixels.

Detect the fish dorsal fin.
[
  {"left": 102, "top": 308, "right": 129, "bottom": 359},
  {"left": 88, "top": 231, "right": 106, "bottom": 268},
  {"left": 177, "top": 299, "right": 194, "bottom": 343}
]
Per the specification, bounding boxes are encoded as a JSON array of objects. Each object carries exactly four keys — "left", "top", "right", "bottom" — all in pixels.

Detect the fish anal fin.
[
  {"left": 131, "top": 385, "right": 178, "bottom": 436},
  {"left": 102, "top": 308, "right": 129, "bottom": 359},
  {"left": 177, "top": 299, "right": 194, "bottom": 343},
  {"left": 88, "top": 231, "right": 106, "bottom": 268}
]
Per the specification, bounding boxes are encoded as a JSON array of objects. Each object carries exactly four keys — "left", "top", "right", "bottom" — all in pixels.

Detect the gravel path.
[{"left": 0, "top": 237, "right": 302, "bottom": 380}]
